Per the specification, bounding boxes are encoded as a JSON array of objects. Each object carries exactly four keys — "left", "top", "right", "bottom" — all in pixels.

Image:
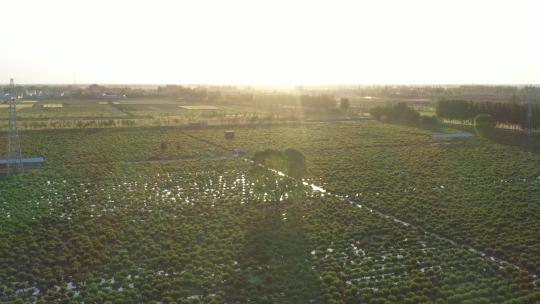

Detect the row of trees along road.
[{"left": 436, "top": 99, "right": 540, "bottom": 130}]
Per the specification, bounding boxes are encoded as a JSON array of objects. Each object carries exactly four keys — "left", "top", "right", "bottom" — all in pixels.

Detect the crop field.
[
  {"left": 1, "top": 121, "right": 540, "bottom": 303},
  {"left": 179, "top": 106, "right": 221, "bottom": 110},
  {"left": 42, "top": 104, "right": 64, "bottom": 108},
  {"left": 0, "top": 103, "right": 127, "bottom": 120},
  {"left": 0, "top": 99, "right": 285, "bottom": 130},
  {"left": 192, "top": 122, "right": 540, "bottom": 273},
  {"left": 0, "top": 105, "right": 34, "bottom": 110}
]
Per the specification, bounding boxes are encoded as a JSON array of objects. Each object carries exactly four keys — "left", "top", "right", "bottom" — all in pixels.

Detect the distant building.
[
  {"left": 25, "top": 90, "right": 66, "bottom": 99},
  {"left": 99, "top": 93, "right": 127, "bottom": 99}
]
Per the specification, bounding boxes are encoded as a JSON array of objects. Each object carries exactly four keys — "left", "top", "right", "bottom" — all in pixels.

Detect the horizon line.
[{"left": 2, "top": 82, "right": 540, "bottom": 87}]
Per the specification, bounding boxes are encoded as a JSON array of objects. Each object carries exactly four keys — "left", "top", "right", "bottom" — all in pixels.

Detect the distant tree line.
[
  {"left": 370, "top": 102, "right": 420, "bottom": 123},
  {"left": 157, "top": 85, "right": 222, "bottom": 101},
  {"left": 300, "top": 95, "right": 336, "bottom": 109},
  {"left": 436, "top": 99, "right": 540, "bottom": 129},
  {"left": 370, "top": 102, "right": 439, "bottom": 127}
]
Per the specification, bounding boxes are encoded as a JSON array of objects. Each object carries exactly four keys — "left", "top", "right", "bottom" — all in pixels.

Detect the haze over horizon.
[{"left": 2, "top": 0, "right": 539, "bottom": 85}]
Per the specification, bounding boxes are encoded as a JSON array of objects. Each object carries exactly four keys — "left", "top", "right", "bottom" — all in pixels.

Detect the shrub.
[{"left": 474, "top": 114, "right": 496, "bottom": 136}]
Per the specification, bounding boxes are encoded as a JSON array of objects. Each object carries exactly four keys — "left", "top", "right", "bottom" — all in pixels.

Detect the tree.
[
  {"left": 436, "top": 99, "right": 540, "bottom": 130},
  {"left": 419, "top": 115, "right": 439, "bottom": 128},
  {"left": 253, "top": 148, "right": 307, "bottom": 179},
  {"left": 283, "top": 148, "right": 307, "bottom": 179},
  {"left": 339, "top": 98, "right": 350, "bottom": 111},
  {"left": 474, "top": 114, "right": 496, "bottom": 137},
  {"left": 369, "top": 102, "right": 419, "bottom": 123},
  {"left": 252, "top": 149, "right": 287, "bottom": 173},
  {"left": 300, "top": 95, "right": 336, "bottom": 110},
  {"left": 252, "top": 148, "right": 308, "bottom": 202},
  {"left": 436, "top": 99, "right": 475, "bottom": 121}
]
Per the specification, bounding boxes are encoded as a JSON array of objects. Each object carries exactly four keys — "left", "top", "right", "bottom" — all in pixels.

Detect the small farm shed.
[{"left": 224, "top": 130, "right": 235, "bottom": 139}]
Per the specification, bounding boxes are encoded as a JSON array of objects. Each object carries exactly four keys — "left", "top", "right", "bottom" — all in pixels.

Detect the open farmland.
[
  {"left": 191, "top": 121, "right": 540, "bottom": 274},
  {"left": 0, "top": 98, "right": 297, "bottom": 131},
  {"left": 179, "top": 105, "right": 221, "bottom": 110},
  {"left": 1, "top": 121, "right": 540, "bottom": 303}
]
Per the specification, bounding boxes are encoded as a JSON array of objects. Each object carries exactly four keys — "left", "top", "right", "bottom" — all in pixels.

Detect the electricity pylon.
[{"left": 6, "top": 78, "right": 24, "bottom": 175}]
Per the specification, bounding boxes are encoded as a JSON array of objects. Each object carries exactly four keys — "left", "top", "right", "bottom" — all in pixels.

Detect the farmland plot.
[
  {"left": 1, "top": 121, "right": 539, "bottom": 303},
  {"left": 188, "top": 121, "right": 540, "bottom": 275},
  {"left": 0, "top": 160, "right": 538, "bottom": 303}
]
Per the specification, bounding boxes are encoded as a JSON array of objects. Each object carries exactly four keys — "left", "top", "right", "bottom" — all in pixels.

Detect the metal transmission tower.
[{"left": 6, "top": 78, "right": 24, "bottom": 175}]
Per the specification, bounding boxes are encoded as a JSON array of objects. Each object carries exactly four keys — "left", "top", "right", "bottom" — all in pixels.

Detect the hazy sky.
[{"left": 1, "top": 0, "right": 539, "bottom": 85}]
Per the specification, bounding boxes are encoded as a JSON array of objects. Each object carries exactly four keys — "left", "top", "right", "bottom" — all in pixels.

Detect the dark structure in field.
[
  {"left": 0, "top": 157, "right": 44, "bottom": 175},
  {"left": 0, "top": 79, "right": 44, "bottom": 176},
  {"left": 224, "top": 130, "right": 235, "bottom": 139}
]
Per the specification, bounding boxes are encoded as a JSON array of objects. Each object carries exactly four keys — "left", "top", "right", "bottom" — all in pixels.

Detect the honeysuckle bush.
[
  {"left": 14, "top": 127, "right": 226, "bottom": 167},
  {"left": 1, "top": 121, "right": 539, "bottom": 302},
  {"left": 1, "top": 160, "right": 537, "bottom": 303},
  {"left": 190, "top": 121, "right": 540, "bottom": 274}
]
